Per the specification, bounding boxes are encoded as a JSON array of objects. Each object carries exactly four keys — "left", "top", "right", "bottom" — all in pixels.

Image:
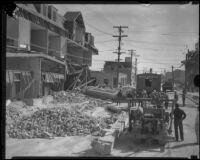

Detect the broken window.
[
  {"left": 53, "top": 11, "right": 56, "bottom": 22},
  {"left": 48, "top": 5, "right": 52, "bottom": 19}
]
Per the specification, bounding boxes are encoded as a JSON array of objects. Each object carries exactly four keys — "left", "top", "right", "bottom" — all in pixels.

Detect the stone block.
[{"left": 93, "top": 135, "right": 115, "bottom": 155}]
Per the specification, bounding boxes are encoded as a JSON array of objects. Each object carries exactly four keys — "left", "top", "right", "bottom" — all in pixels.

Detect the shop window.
[
  {"left": 13, "top": 73, "right": 21, "bottom": 95},
  {"left": 14, "top": 73, "right": 21, "bottom": 82}
]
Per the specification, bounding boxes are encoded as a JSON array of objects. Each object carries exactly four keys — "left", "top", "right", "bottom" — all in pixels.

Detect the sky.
[{"left": 54, "top": 3, "right": 199, "bottom": 74}]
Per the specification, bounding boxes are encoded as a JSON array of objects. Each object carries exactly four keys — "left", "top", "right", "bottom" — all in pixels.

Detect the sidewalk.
[
  {"left": 186, "top": 92, "right": 199, "bottom": 105},
  {"left": 186, "top": 92, "right": 199, "bottom": 97}
]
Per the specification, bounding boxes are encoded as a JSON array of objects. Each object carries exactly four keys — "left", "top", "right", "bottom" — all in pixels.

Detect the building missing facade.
[{"left": 6, "top": 4, "right": 98, "bottom": 100}]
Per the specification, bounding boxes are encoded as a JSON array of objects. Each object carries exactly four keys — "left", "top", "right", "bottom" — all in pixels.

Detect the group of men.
[{"left": 116, "top": 87, "right": 199, "bottom": 144}]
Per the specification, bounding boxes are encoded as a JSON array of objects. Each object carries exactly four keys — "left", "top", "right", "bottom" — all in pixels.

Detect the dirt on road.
[{"left": 5, "top": 93, "right": 199, "bottom": 158}]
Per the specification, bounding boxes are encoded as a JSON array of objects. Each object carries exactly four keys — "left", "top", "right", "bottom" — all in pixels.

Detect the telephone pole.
[
  {"left": 172, "top": 65, "right": 174, "bottom": 91},
  {"left": 113, "top": 26, "right": 128, "bottom": 88},
  {"left": 135, "top": 58, "right": 138, "bottom": 85},
  {"left": 128, "top": 49, "right": 139, "bottom": 86}
]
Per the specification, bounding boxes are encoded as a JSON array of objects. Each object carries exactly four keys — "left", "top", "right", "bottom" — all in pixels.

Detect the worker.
[
  {"left": 137, "top": 90, "right": 142, "bottom": 107},
  {"left": 195, "top": 106, "right": 199, "bottom": 144},
  {"left": 165, "top": 93, "right": 169, "bottom": 109},
  {"left": 126, "top": 91, "right": 133, "bottom": 106},
  {"left": 182, "top": 88, "right": 186, "bottom": 107},
  {"left": 116, "top": 89, "right": 122, "bottom": 106},
  {"left": 173, "top": 103, "right": 187, "bottom": 141},
  {"left": 132, "top": 90, "right": 136, "bottom": 106},
  {"left": 174, "top": 91, "right": 179, "bottom": 105}
]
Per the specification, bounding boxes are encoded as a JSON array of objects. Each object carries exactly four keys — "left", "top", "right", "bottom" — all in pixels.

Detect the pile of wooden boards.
[{"left": 7, "top": 106, "right": 118, "bottom": 139}]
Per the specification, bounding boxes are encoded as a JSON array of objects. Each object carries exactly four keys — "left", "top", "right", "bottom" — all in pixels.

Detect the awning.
[
  {"left": 42, "top": 72, "right": 64, "bottom": 83},
  {"left": 6, "top": 70, "right": 32, "bottom": 84}
]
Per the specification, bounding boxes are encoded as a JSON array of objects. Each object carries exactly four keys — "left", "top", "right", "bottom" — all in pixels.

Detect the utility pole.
[
  {"left": 128, "top": 49, "right": 136, "bottom": 86},
  {"left": 135, "top": 58, "right": 138, "bottom": 85},
  {"left": 86, "top": 65, "right": 88, "bottom": 87},
  {"left": 172, "top": 65, "right": 174, "bottom": 91},
  {"left": 184, "top": 50, "right": 188, "bottom": 92},
  {"left": 113, "top": 26, "right": 128, "bottom": 88}
]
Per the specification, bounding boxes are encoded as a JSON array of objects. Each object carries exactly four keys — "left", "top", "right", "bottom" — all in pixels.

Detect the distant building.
[
  {"left": 90, "top": 71, "right": 127, "bottom": 88},
  {"left": 164, "top": 70, "right": 185, "bottom": 84},
  {"left": 103, "top": 59, "right": 132, "bottom": 86},
  {"left": 181, "top": 43, "right": 199, "bottom": 92}
]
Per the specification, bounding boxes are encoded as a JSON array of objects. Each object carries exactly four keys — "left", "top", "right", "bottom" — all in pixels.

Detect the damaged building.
[{"left": 6, "top": 4, "right": 98, "bottom": 100}]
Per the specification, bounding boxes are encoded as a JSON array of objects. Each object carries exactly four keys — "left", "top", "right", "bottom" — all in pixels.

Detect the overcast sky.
[{"left": 54, "top": 3, "right": 199, "bottom": 73}]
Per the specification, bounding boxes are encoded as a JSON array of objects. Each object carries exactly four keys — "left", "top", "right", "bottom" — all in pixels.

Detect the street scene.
[{"left": 4, "top": 2, "right": 199, "bottom": 159}]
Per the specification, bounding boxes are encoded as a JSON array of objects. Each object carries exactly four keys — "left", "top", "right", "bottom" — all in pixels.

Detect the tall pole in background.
[
  {"left": 185, "top": 50, "right": 188, "bottom": 92},
  {"left": 172, "top": 65, "right": 174, "bottom": 91},
  {"left": 113, "top": 26, "right": 128, "bottom": 88},
  {"left": 135, "top": 58, "right": 138, "bottom": 85},
  {"left": 128, "top": 49, "right": 136, "bottom": 86}
]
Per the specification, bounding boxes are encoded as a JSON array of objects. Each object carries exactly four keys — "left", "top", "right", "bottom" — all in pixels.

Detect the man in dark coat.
[
  {"left": 117, "top": 89, "right": 122, "bottom": 106},
  {"left": 174, "top": 91, "right": 179, "bottom": 104},
  {"left": 182, "top": 88, "right": 186, "bottom": 106},
  {"left": 173, "top": 103, "right": 187, "bottom": 141}
]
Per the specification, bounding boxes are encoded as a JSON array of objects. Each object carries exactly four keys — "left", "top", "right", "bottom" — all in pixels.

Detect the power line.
[
  {"left": 124, "top": 39, "right": 185, "bottom": 47},
  {"left": 124, "top": 42, "right": 182, "bottom": 52},
  {"left": 128, "top": 29, "right": 198, "bottom": 36},
  {"left": 95, "top": 39, "right": 116, "bottom": 44},
  {"left": 85, "top": 21, "right": 113, "bottom": 36}
]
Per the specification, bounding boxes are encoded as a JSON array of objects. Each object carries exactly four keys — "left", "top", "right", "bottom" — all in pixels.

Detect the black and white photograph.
[{"left": 3, "top": 1, "right": 199, "bottom": 158}]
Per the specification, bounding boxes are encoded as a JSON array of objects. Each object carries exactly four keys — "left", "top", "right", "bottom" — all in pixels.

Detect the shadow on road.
[
  {"left": 72, "top": 148, "right": 114, "bottom": 157},
  {"left": 113, "top": 130, "right": 165, "bottom": 154},
  {"left": 165, "top": 142, "right": 198, "bottom": 149}
]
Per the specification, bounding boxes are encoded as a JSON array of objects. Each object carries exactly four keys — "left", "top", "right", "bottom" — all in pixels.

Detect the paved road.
[{"left": 6, "top": 94, "right": 199, "bottom": 158}]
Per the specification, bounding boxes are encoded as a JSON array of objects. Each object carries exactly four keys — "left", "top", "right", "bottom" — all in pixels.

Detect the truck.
[
  {"left": 162, "top": 80, "right": 173, "bottom": 92},
  {"left": 136, "top": 73, "right": 161, "bottom": 95}
]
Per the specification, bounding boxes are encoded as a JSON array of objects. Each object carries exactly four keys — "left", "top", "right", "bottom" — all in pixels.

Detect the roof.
[
  {"left": 64, "top": 11, "right": 85, "bottom": 28},
  {"left": 64, "top": 11, "right": 81, "bottom": 21}
]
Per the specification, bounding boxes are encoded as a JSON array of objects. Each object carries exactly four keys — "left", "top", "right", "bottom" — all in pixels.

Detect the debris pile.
[
  {"left": 53, "top": 91, "right": 109, "bottom": 106},
  {"left": 7, "top": 107, "right": 118, "bottom": 139}
]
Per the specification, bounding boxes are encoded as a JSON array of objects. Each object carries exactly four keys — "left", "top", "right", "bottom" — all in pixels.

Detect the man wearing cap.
[{"left": 173, "top": 103, "right": 187, "bottom": 141}]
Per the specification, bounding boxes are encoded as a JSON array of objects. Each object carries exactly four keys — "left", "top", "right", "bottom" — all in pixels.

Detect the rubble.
[
  {"left": 6, "top": 91, "right": 120, "bottom": 139},
  {"left": 7, "top": 106, "right": 118, "bottom": 139}
]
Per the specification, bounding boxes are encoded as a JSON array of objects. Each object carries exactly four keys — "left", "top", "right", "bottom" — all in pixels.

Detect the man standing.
[
  {"left": 182, "top": 88, "right": 186, "bottom": 106},
  {"left": 116, "top": 89, "right": 122, "bottom": 106},
  {"left": 173, "top": 103, "right": 187, "bottom": 141},
  {"left": 195, "top": 106, "right": 199, "bottom": 144},
  {"left": 174, "top": 91, "right": 179, "bottom": 104}
]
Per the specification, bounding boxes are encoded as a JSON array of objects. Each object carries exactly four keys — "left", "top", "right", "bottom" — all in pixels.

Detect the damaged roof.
[
  {"left": 64, "top": 12, "right": 81, "bottom": 21},
  {"left": 64, "top": 11, "right": 85, "bottom": 29}
]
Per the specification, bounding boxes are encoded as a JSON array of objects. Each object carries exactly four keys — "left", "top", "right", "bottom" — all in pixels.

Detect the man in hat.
[{"left": 173, "top": 103, "right": 187, "bottom": 141}]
